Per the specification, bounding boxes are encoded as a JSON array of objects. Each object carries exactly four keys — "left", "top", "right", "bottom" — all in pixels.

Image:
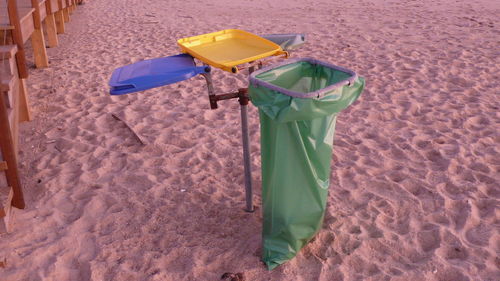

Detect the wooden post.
[
  {"left": 68, "top": 0, "right": 74, "bottom": 14},
  {"left": 62, "top": 0, "right": 70, "bottom": 23},
  {"left": 30, "top": 28, "right": 49, "bottom": 68},
  {"left": 44, "top": 13, "right": 59, "bottom": 47},
  {"left": 0, "top": 91, "right": 25, "bottom": 210},
  {"left": 18, "top": 79, "right": 31, "bottom": 122},
  {"left": 63, "top": 9, "right": 69, "bottom": 23},
  {"left": 50, "top": 0, "right": 64, "bottom": 34},
  {"left": 30, "top": 0, "right": 42, "bottom": 25},
  {"left": 29, "top": 0, "right": 49, "bottom": 68},
  {"left": 37, "top": 0, "right": 60, "bottom": 47},
  {"left": 6, "top": 0, "right": 29, "bottom": 78},
  {"left": 54, "top": 10, "right": 65, "bottom": 34},
  {"left": 0, "top": 188, "right": 16, "bottom": 232}
]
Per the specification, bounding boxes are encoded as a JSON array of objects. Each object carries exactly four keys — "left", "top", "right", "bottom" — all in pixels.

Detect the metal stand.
[
  {"left": 201, "top": 72, "right": 255, "bottom": 212},
  {"left": 238, "top": 90, "right": 254, "bottom": 212}
]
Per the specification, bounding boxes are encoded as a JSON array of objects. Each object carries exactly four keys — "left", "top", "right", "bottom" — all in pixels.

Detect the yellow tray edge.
[{"left": 177, "top": 29, "right": 284, "bottom": 73}]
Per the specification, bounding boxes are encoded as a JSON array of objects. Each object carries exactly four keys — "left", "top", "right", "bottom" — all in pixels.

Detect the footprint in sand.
[
  {"left": 446, "top": 199, "right": 471, "bottom": 231},
  {"left": 416, "top": 226, "right": 441, "bottom": 253},
  {"left": 464, "top": 223, "right": 492, "bottom": 247}
]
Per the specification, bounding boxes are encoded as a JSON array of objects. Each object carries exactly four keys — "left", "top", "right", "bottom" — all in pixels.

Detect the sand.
[{"left": 1, "top": 0, "right": 499, "bottom": 280}]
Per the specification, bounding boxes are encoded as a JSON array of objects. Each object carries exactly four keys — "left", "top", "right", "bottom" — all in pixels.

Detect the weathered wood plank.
[
  {"left": 54, "top": 10, "right": 65, "bottom": 33},
  {"left": 18, "top": 79, "right": 31, "bottom": 122},
  {"left": 63, "top": 8, "right": 69, "bottom": 23},
  {"left": 0, "top": 75, "right": 14, "bottom": 93},
  {"left": 44, "top": 13, "right": 58, "bottom": 47},
  {"left": 0, "top": 188, "right": 15, "bottom": 233},
  {"left": 0, "top": 45, "right": 18, "bottom": 58},
  {"left": 5, "top": 0, "right": 29, "bottom": 78},
  {"left": 31, "top": 28, "right": 49, "bottom": 68},
  {"left": 19, "top": 9, "right": 35, "bottom": 43},
  {"left": 0, "top": 93, "right": 25, "bottom": 209}
]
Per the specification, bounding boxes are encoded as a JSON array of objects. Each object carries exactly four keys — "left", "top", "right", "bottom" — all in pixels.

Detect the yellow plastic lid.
[{"left": 178, "top": 29, "right": 287, "bottom": 73}]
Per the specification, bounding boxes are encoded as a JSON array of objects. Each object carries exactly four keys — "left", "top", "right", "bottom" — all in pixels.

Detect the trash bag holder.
[{"left": 249, "top": 58, "right": 365, "bottom": 269}]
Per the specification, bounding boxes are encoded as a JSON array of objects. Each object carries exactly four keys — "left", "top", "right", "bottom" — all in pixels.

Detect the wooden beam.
[
  {"left": 39, "top": 1, "right": 48, "bottom": 20},
  {"left": 0, "top": 89, "right": 25, "bottom": 209},
  {"left": 11, "top": 80, "right": 20, "bottom": 151},
  {"left": 31, "top": 28, "right": 49, "bottom": 68},
  {"left": 54, "top": 10, "right": 65, "bottom": 34},
  {"left": 63, "top": 8, "right": 70, "bottom": 23},
  {"left": 0, "top": 188, "right": 15, "bottom": 234},
  {"left": 61, "top": 0, "right": 70, "bottom": 22},
  {"left": 44, "top": 13, "right": 58, "bottom": 47},
  {"left": 67, "top": 0, "right": 74, "bottom": 14},
  {"left": 30, "top": 0, "right": 42, "bottom": 29},
  {"left": 0, "top": 25, "right": 15, "bottom": 31},
  {"left": 0, "top": 75, "right": 14, "bottom": 92},
  {"left": 0, "top": 188, "right": 14, "bottom": 219},
  {"left": 45, "top": 0, "right": 56, "bottom": 14},
  {"left": 6, "top": 0, "right": 29, "bottom": 78},
  {"left": 0, "top": 45, "right": 18, "bottom": 59},
  {"left": 18, "top": 8, "right": 35, "bottom": 44},
  {"left": 18, "top": 79, "right": 31, "bottom": 122},
  {"left": 17, "top": 1, "right": 49, "bottom": 68}
]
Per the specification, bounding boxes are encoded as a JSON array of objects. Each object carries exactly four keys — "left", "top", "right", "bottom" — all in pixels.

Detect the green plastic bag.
[{"left": 249, "top": 58, "right": 365, "bottom": 269}]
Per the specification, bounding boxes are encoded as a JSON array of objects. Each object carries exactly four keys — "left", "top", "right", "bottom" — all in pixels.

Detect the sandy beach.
[{"left": 1, "top": 0, "right": 499, "bottom": 280}]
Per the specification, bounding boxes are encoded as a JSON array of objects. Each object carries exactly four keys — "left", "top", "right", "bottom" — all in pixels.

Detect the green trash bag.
[{"left": 249, "top": 58, "right": 365, "bottom": 270}]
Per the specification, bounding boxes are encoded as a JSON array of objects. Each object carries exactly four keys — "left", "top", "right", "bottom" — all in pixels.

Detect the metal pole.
[
  {"left": 241, "top": 66, "right": 256, "bottom": 212},
  {"left": 202, "top": 71, "right": 254, "bottom": 212},
  {"left": 240, "top": 96, "right": 254, "bottom": 212}
]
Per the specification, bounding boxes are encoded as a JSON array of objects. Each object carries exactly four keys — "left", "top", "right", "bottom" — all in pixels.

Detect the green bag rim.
[{"left": 249, "top": 58, "right": 358, "bottom": 99}]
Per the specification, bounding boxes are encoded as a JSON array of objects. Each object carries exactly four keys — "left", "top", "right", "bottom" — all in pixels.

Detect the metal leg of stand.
[
  {"left": 242, "top": 66, "right": 255, "bottom": 212},
  {"left": 240, "top": 102, "right": 254, "bottom": 212},
  {"left": 202, "top": 72, "right": 254, "bottom": 212}
]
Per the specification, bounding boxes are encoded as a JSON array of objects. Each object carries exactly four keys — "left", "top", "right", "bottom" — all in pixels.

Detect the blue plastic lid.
[{"left": 109, "top": 54, "right": 209, "bottom": 95}]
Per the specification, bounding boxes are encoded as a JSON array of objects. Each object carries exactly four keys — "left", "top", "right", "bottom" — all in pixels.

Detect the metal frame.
[
  {"left": 250, "top": 58, "right": 358, "bottom": 99},
  {"left": 201, "top": 70, "right": 255, "bottom": 212},
  {"left": 109, "top": 48, "right": 292, "bottom": 213}
]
